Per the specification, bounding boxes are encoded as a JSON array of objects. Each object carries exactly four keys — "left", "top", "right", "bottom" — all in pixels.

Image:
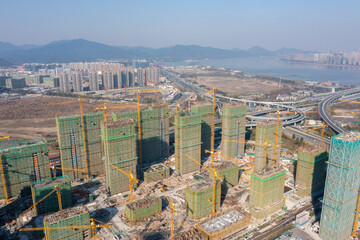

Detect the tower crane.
[
  {"left": 94, "top": 103, "right": 138, "bottom": 123},
  {"left": 160, "top": 187, "right": 176, "bottom": 239},
  {"left": 19, "top": 218, "right": 112, "bottom": 240},
  {"left": 107, "top": 162, "right": 138, "bottom": 201},
  {"left": 131, "top": 89, "right": 167, "bottom": 165},
  {"left": 304, "top": 122, "right": 328, "bottom": 143},
  {"left": 175, "top": 98, "right": 181, "bottom": 173},
  {"left": 0, "top": 136, "right": 9, "bottom": 140},
  {"left": 19, "top": 180, "right": 68, "bottom": 217},
  {"left": 352, "top": 188, "right": 360, "bottom": 238},
  {"left": 49, "top": 96, "right": 90, "bottom": 179},
  {"left": 205, "top": 88, "right": 216, "bottom": 167},
  {"left": 185, "top": 154, "right": 222, "bottom": 218},
  {"left": 46, "top": 163, "right": 86, "bottom": 179}
]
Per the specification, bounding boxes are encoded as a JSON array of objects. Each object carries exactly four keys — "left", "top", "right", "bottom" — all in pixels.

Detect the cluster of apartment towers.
[
  {"left": 1, "top": 101, "right": 360, "bottom": 240},
  {"left": 59, "top": 66, "right": 160, "bottom": 93}
]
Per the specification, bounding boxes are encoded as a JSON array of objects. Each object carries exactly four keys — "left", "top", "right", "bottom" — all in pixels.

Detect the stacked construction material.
[
  {"left": 221, "top": 103, "right": 247, "bottom": 159},
  {"left": 112, "top": 107, "right": 169, "bottom": 166},
  {"left": 0, "top": 139, "right": 50, "bottom": 200},
  {"left": 191, "top": 103, "right": 213, "bottom": 157},
  {"left": 175, "top": 113, "right": 202, "bottom": 174},
  {"left": 186, "top": 179, "right": 221, "bottom": 219},
  {"left": 101, "top": 120, "right": 137, "bottom": 195},
  {"left": 43, "top": 206, "right": 91, "bottom": 240},
  {"left": 211, "top": 161, "right": 239, "bottom": 190},
  {"left": 141, "top": 163, "right": 170, "bottom": 183},
  {"left": 320, "top": 132, "right": 360, "bottom": 240},
  {"left": 31, "top": 176, "right": 72, "bottom": 215},
  {"left": 125, "top": 196, "right": 162, "bottom": 222},
  {"left": 56, "top": 112, "right": 104, "bottom": 180},
  {"left": 296, "top": 145, "right": 328, "bottom": 197}
]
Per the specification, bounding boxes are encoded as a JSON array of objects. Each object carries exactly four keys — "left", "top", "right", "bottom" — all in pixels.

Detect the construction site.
[{"left": 1, "top": 83, "right": 360, "bottom": 240}]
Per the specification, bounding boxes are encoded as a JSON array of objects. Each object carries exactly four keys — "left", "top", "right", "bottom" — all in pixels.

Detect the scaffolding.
[
  {"left": 112, "top": 107, "right": 169, "bottom": 166},
  {"left": 197, "top": 208, "right": 250, "bottom": 240},
  {"left": 101, "top": 120, "right": 137, "bottom": 195},
  {"left": 186, "top": 179, "right": 221, "bottom": 220},
  {"left": 211, "top": 161, "right": 239, "bottom": 190},
  {"left": 296, "top": 145, "right": 328, "bottom": 197},
  {"left": 221, "top": 103, "right": 247, "bottom": 159},
  {"left": 320, "top": 132, "right": 360, "bottom": 240},
  {"left": 0, "top": 139, "right": 50, "bottom": 200},
  {"left": 43, "top": 206, "right": 91, "bottom": 240},
  {"left": 125, "top": 195, "right": 162, "bottom": 222},
  {"left": 175, "top": 113, "right": 202, "bottom": 174},
  {"left": 249, "top": 168, "right": 286, "bottom": 219},
  {"left": 254, "top": 120, "right": 282, "bottom": 172},
  {"left": 56, "top": 112, "right": 104, "bottom": 180},
  {"left": 141, "top": 163, "right": 170, "bottom": 183},
  {"left": 191, "top": 103, "right": 213, "bottom": 157},
  {"left": 31, "top": 176, "right": 72, "bottom": 216}
]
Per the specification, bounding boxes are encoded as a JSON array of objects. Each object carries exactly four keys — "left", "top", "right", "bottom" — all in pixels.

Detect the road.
[{"left": 283, "top": 126, "right": 331, "bottom": 145}]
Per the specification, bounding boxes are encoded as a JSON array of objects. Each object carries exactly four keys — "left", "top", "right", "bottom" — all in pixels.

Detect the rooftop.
[
  {"left": 143, "top": 164, "right": 167, "bottom": 173},
  {"left": 213, "top": 160, "right": 236, "bottom": 171},
  {"left": 257, "top": 120, "right": 277, "bottom": 127},
  {"left": 188, "top": 179, "right": 214, "bottom": 192},
  {"left": 33, "top": 176, "right": 69, "bottom": 189},
  {"left": 335, "top": 131, "right": 360, "bottom": 142},
  {"left": 201, "top": 209, "right": 245, "bottom": 233},
  {"left": 299, "top": 144, "right": 327, "bottom": 155},
  {"left": 44, "top": 206, "right": 88, "bottom": 225},
  {"left": 0, "top": 139, "right": 46, "bottom": 154},
  {"left": 126, "top": 196, "right": 161, "bottom": 211},
  {"left": 102, "top": 119, "right": 134, "bottom": 128}
]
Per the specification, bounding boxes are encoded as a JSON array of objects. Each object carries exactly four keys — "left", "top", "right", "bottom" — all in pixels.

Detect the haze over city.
[{"left": 0, "top": 0, "right": 359, "bottom": 51}]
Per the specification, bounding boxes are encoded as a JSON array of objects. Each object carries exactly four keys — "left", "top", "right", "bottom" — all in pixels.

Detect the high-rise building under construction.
[
  {"left": 191, "top": 103, "right": 213, "bottom": 157},
  {"left": 320, "top": 132, "right": 360, "bottom": 240},
  {"left": 249, "top": 120, "right": 286, "bottom": 218}
]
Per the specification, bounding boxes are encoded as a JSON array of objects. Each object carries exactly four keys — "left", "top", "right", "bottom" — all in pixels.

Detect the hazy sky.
[{"left": 0, "top": 0, "right": 359, "bottom": 51}]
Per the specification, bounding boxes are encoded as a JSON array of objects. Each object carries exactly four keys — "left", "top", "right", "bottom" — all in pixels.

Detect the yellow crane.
[
  {"left": 46, "top": 163, "right": 86, "bottom": 178},
  {"left": 175, "top": 98, "right": 181, "bottom": 173},
  {"left": 304, "top": 122, "right": 328, "bottom": 143},
  {"left": 0, "top": 136, "right": 9, "bottom": 140},
  {"left": 160, "top": 187, "right": 176, "bottom": 239},
  {"left": 107, "top": 162, "right": 138, "bottom": 201},
  {"left": 185, "top": 154, "right": 222, "bottom": 218},
  {"left": 94, "top": 103, "right": 139, "bottom": 123},
  {"left": 131, "top": 89, "right": 167, "bottom": 165},
  {"left": 205, "top": 88, "right": 216, "bottom": 166},
  {"left": 0, "top": 136, "right": 9, "bottom": 202},
  {"left": 19, "top": 218, "right": 112, "bottom": 240},
  {"left": 49, "top": 96, "right": 90, "bottom": 179},
  {"left": 352, "top": 188, "right": 360, "bottom": 238},
  {"left": 19, "top": 180, "right": 68, "bottom": 217}
]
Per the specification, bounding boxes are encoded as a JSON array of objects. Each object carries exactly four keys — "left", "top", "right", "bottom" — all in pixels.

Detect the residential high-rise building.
[
  {"left": 145, "top": 67, "right": 160, "bottom": 85},
  {"left": 320, "top": 132, "right": 360, "bottom": 240},
  {"left": 249, "top": 120, "right": 286, "bottom": 219},
  {"left": 88, "top": 71, "right": 99, "bottom": 91},
  {"left": 120, "top": 69, "right": 129, "bottom": 88},
  {"left": 103, "top": 71, "right": 114, "bottom": 90},
  {"left": 59, "top": 72, "right": 70, "bottom": 93},
  {"left": 71, "top": 71, "right": 83, "bottom": 92},
  {"left": 137, "top": 68, "right": 146, "bottom": 86}
]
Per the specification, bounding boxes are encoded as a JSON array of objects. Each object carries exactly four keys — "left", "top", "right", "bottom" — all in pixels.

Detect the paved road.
[{"left": 283, "top": 126, "right": 331, "bottom": 145}]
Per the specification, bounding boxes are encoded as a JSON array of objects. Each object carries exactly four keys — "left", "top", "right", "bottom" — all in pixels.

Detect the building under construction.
[
  {"left": 43, "top": 205, "right": 91, "bottom": 240},
  {"left": 175, "top": 113, "right": 202, "bottom": 175},
  {"left": 296, "top": 145, "right": 328, "bottom": 197},
  {"left": 101, "top": 120, "right": 137, "bottom": 195},
  {"left": 0, "top": 139, "right": 50, "bottom": 201},
  {"left": 249, "top": 120, "right": 285, "bottom": 219},
  {"left": 221, "top": 103, "right": 247, "bottom": 159},
  {"left": 141, "top": 163, "right": 170, "bottom": 183},
  {"left": 56, "top": 113, "right": 104, "bottom": 180},
  {"left": 112, "top": 107, "right": 169, "bottom": 166},
  {"left": 191, "top": 103, "right": 213, "bottom": 157},
  {"left": 211, "top": 161, "right": 239, "bottom": 190},
  {"left": 320, "top": 132, "right": 360, "bottom": 240},
  {"left": 186, "top": 179, "right": 221, "bottom": 220},
  {"left": 31, "top": 176, "right": 72, "bottom": 216},
  {"left": 125, "top": 195, "right": 162, "bottom": 222}
]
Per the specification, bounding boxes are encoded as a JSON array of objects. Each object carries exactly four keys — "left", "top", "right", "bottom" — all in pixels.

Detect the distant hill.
[
  {"left": 0, "top": 39, "right": 314, "bottom": 63},
  {"left": 0, "top": 58, "right": 15, "bottom": 67}
]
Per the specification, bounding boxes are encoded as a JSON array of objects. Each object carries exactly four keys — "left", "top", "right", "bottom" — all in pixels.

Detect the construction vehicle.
[
  {"left": 107, "top": 162, "right": 138, "bottom": 201},
  {"left": 46, "top": 163, "right": 86, "bottom": 178},
  {"left": 304, "top": 122, "right": 328, "bottom": 143},
  {"left": 19, "top": 218, "right": 112, "bottom": 240},
  {"left": 49, "top": 96, "right": 90, "bottom": 179},
  {"left": 160, "top": 186, "right": 176, "bottom": 239},
  {"left": 131, "top": 89, "right": 167, "bottom": 165},
  {"left": 205, "top": 88, "right": 216, "bottom": 166},
  {"left": 94, "top": 103, "right": 138, "bottom": 123},
  {"left": 185, "top": 154, "right": 222, "bottom": 218},
  {"left": 19, "top": 180, "right": 68, "bottom": 217}
]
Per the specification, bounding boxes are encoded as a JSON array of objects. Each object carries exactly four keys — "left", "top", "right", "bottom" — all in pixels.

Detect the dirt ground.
[
  {"left": 0, "top": 95, "right": 156, "bottom": 140},
  {"left": 186, "top": 76, "right": 279, "bottom": 95}
]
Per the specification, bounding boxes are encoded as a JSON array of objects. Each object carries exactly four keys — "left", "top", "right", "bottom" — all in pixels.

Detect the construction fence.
[
  {"left": 101, "top": 120, "right": 137, "bottom": 195},
  {"left": 0, "top": 139, "right": 50, "bottom": 200},
  {"left": 221, "top": 104, "right": 247, "bottom": 159},
  {"left": 56, "top": 113, "right": 104, "bottom": 181},
  {"left": 186, "top": 179, "right": 221, "bottom": 220}
]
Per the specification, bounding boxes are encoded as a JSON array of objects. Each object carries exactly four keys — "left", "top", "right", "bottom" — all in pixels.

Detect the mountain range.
[{"left": 0, "top": 39, "right": 314, "bottom": 64}]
